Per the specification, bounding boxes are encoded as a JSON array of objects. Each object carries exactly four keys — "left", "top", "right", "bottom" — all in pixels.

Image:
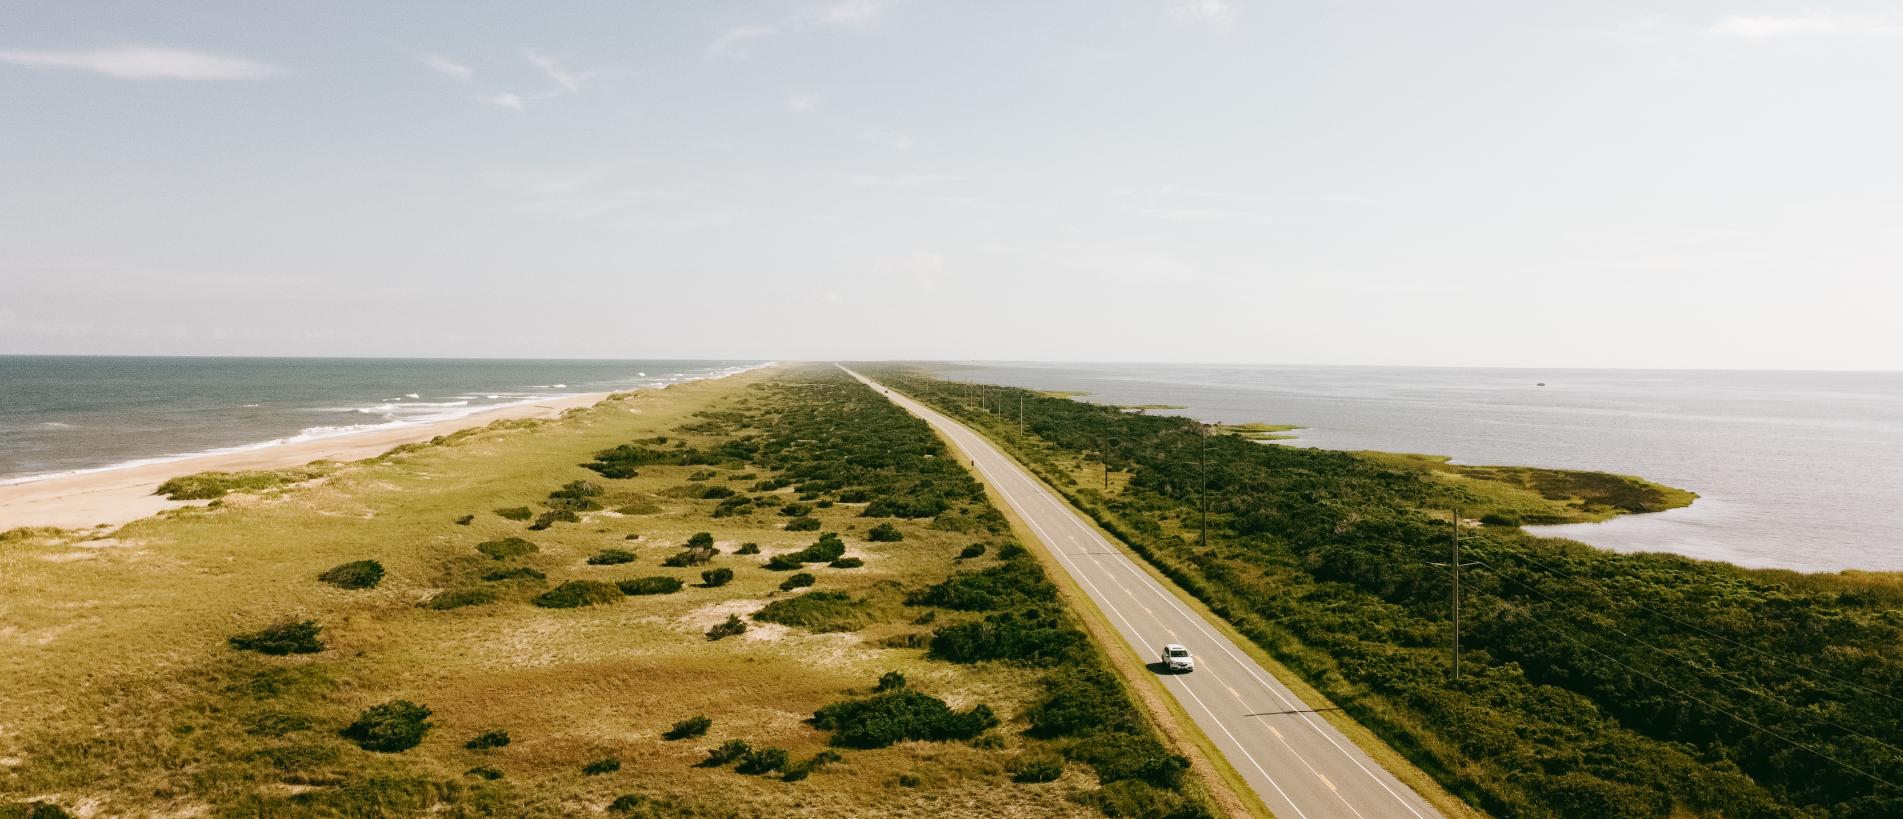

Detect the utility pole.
[
  {"left": 1198, "top": 423, "right": 1209, "bottom": 550},
  {"left": 1429, "top": 508, "right": 1483, "bottom": 681}
]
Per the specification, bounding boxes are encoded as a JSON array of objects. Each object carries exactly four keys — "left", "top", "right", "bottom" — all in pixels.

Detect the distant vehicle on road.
[{"left": 1161, "top": 643, "right": 1195, "bottom": 673}]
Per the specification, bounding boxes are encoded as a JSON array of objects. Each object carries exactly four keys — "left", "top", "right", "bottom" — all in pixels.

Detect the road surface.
[{"left": 845, "top": 367, "right": 1443, "bottom": 819}]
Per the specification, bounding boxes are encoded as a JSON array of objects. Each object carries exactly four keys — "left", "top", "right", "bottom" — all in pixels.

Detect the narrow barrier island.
[
  {"left": 0, "top": 367, "right": 1213, "bottom": 818},
  {"left": 868, "top": 367, "right": 1903, "bottom": 819}
]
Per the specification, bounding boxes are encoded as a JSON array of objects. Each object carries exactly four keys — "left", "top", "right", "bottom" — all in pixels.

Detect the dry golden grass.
[{"left": 0, "top": 372, "right": 1099, "bottom": 818}]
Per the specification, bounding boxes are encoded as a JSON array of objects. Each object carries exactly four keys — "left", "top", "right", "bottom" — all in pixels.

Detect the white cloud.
[
  {"left": 1168, "top": 0, "right": 1235, "bottom": 30},
  {"left": 902, "top": 251, "right": 945, "bottom": 288},
  {"left": 419, "top": 53, "right": 471, "bottom": 81},
  {"left": 0, "top": 45, "right": 278, "bottom": 80},
  {"left": 786, "top": 90, "right": 823, "bottom": 112},
  {"left": 524, "top": 49, "right": 593, "bottom": 94},
  {"left": 1708, "top": 14, "right": 1902, "bottom": 39},
  {"left": 478, "top": 92, "right": 524, "bottom": 111},
  {"left": 708, "top": 0, "right": 897, "bottom": 59},
  {"left": 708, "top": 25, "right": 778, "bottom": 60},
  {"left": 847, "top": 173, "right": 958, "bottom": 186}
]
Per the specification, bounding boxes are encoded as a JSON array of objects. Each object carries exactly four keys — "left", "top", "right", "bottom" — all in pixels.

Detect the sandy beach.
[{"left": 0, "top": 391, "right": 613, "bottom": 531}]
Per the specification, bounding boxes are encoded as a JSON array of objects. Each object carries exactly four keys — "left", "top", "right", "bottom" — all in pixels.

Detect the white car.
[{"left": 1161, "top": 643, "right": 1195, "bottom": 673}]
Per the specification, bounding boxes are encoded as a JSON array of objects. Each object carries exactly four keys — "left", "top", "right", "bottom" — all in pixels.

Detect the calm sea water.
[
  {"left": 941, "top": 363, "right": 1903, "bottom": 573},
  {"left": 0, "top": 357, "right": 762, "bottom": 484}
]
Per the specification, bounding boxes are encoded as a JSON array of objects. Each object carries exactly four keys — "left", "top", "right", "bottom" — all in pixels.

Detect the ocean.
[
  {"left": 0, "top": 357, "right": 762, "bottom": 486},
  {"left": 939, "top": 363, "right": 1903, "bottom": 573}
]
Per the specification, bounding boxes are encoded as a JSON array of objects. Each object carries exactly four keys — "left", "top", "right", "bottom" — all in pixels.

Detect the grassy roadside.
[
  {"left": 910, "top": 403, "right": 1272, "bottom": 819},
  {"left": 0, "top": 366, "right": 1200, "bottom": 817}
]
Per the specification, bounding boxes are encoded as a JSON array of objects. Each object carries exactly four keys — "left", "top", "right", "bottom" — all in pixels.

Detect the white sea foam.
[{"left": 0, "top": 362, "right": 777, "bottom": 487}]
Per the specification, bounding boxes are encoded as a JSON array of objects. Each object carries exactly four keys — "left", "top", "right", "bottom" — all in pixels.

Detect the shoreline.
[{"left": 0, "top": 391, "right": 615, "bottom": 532}]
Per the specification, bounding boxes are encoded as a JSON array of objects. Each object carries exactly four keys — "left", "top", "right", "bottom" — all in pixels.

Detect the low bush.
[
  {"left": 688, "top": 469, "right": 718, "bottom": 481},
  {"left": 618, "top": 576, "right": 684, "bottom": 596},
  {"left": 700, "top": 740, "right": 751, "bottom": 767},
  {"left": 229, "top": 620, "right": 324, "bottom": 655},
  {"left": 1066, "top": 732, "right": 1190, "bottom": 788},
  {"left": 685, "top": 532, "right": 715, "bottom": 548},
  {"left": 1481, "top": 511, "right": 1523, "bottom": 526},
  {"left": 828, "top": 557, "right": 864, "bottom": 569},
  {"left": 465, "top": 766, "right": 503, "bottom": 781},
  {"left": 780, "top": 502, "right": 812, "bottom": 518},
  {"left": 454, "top": 514, "right": 474, "bottom": 526},
  {"left": 812, "top": 689, "right": 997, "bottom": 748},
  {"left": 495, "top": 507, "right": 533, "bottom": 521},
  {"left": 877, "top": 671, "right": 907, "bottom": 691},
  {"left": 615, "top": 501, "right": 661, "bottom": 515},
  {"left": 1009, "top": 752, "right": 1065, "bottom": 783},
  {"left": 764, "top": 554, "right": 804, "bottom": 571},
  {"left": 958, "top": 543, "right": 987, "bottom": 560},
  {"left": 707, "top": 615, "right": 747, "bottom": 640},
  {"left": 778, "top": 573, "right": 815, "bottom": 592},
  {"left": 317, "top": 559, "right": 384, "bottom": 590},
  {"left": 753, "top": 591, "right": 871, "bottom": 632},
  {"left": 784, "top": 533, "right": 845, "bottom": 563},
  {"left": 838, "top": 488, "right": 872, "bottom": 503},
  {"left": 533, "top": 580, "right": 622, "bottom": 608},
  {"left": 476, "top": 537, "right": 537, "bottom": 560},
  {"left": 421, "top": 588, "right": 496, "bottom": 610},
  {"left": 528, "top": 509, "right": 580, "bottom": 530},
  {"left": 906, "top": 560, "right": 1056, "bottom": 611},
  {"left": 866, "top": 523, "right": 904, "bottom": 542},
  {"left": 464, "top": 729, "right": 510, "bottom": 750},
  {"left": 663, "top": 716, "right": 711, "bottom": 740},
  {"left": 701, "top": 567, "right": 734, "bottom": 587},
  {"left": 1027, "top": 666, "right": 1139, "bottom": 738},
  {"left": 341, "top": 700, "right": 432, "bottom": 752},
  {"left": 155, "top": 465, "right": 331, "bottom": 500},
  {"left": 878, "top": 632, "right": 931, "bottom": 649},
  {"left": 587, "top": 549, "right": 638, "bottom": 566},
  {"left": 736, "top": 542, "right": 760, "bottom": 555},
  {"left": 713, "top": 496, "right": 753, "bottom": 518},
  {"left": 583, "top": 757, "right": 621, "bottom": 775},
  {"left": 662, "top": 545, "right": 717, "bottom": 567},
  {"left": 1090, "top": 779, "right": 1203, "bottom": 818},
  {"left": 781, "top": 750, "right": 842, "bottom": 782},
  {"left": 784, "top": 517, "right": 820, "bottom": 532},
  {"left": 929, "top": 607, "right": 1080, "bottom": 665},
  {"left": 735, "top": 747, "right": 790, "bottom": 775},
  {"left": 997, "top": 542, "right": 1027, "bottom": 559},
  {"left": 481, "top": 566, "right": 545, "bottom": 582}
]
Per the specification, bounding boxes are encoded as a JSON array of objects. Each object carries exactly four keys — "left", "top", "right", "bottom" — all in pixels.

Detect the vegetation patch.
[
  {"left": 494, "top": 506, "right": 533, "bottom": 521},
  {"left": 752, "top": 591, "right": 874, "bottom": 632},
  {"left": 811, "top": 688, "right": 997, "bottom": 748},
  {"left": 229, "top": 620, "right": 324, "bottom": 655},
  {"left": 316, "top": 559, "right": 384, "bottom": 590},
  {"left": 532, "top": 580, "right": 622, "bottom": 608},
  {"left": 587, "top": 548, "right": 638, "bottom": 566},
  {"left": 865, "top": 523, "right": 903, "bottom": 542},
  {"left": 777, "top": 572, "right": 816, "bottom": 592},
  {"left": 155, "top": 463, "right": 335, "bottom": 500},
  {"left": 706, "top": 615, "right": 747, "bottom": 641},
  {"left": 465, "top": 728, "right": 510, "bottom": 750},
  {"left": 700, "top": 567, "right": 733, "bottom": 587},
  {"left": 617, "top": 576, "right": 684, "bottom": 596},
  {"left": 340, "top": 700, "right": 433, "bottom": 752},
  {"left": 662, "top": 716, "right": 711, "bottom": 740},
  {"left": 480, "top": 566, "right": 545, "bottom": 582},
  {"left": 421, "top": 588, "right": 496, "bottom": 610},
  {"left": 476, "top": 537, "right": 538, "bottom": 560}
]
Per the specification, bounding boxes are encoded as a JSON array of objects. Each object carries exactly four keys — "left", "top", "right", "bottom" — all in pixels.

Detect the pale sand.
[{"left": 0, "top": 392, "right": 613, "bottom": 532}]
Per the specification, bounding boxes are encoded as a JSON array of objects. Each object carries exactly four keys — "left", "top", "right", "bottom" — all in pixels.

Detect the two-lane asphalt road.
[{"left": 845, "top": 367, "right": 1442, "bottom": 819}]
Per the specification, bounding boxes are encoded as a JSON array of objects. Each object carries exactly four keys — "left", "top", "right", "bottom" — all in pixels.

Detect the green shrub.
[
  {"left": 245, "top": 710, "right": 315, "bottom": 737},
  {"left": 736, "top": 542, "right": 760, "bottom": 555},
  {"left": 476, "top": 537, "right": 538, "bottom": 560},
  {"left": 996, "top": 542, "right": 1027, "bottom": 559},
  {"left": 876, "top": 671, "right": 907, "bottom": 691},
  {"left": 754, "top": 591, "right": 873, "bottom": 632},
  {"left": 587, "top": 548, "right": 638, "bottom": 566},
  {"left": 495, "top": 507, "right": 533, "bottom": 521},
  {"left": 929, "top": 608, "right": 1079, "bottom": 665},
  {"left": 615, "top": 501, "right": 661, "bottom": 515},
  {"left": 781, "top": 750, "right": 842, "bottom": 782},
  {"left": 421, "top": 588, "right": 496, "bottom": 610},
  {"left": 341, "top": 700, "right": 432, "bottom": 752},
  {"left": 780, "top": 533, "right": 845, "bottom": 563},
  {"left": 784, "top": 517, "right": 820, "bottom": 532},
  {"left": 764, "top": 554, "right": 804, "bottom": 571},
  {"left": 1009, "top": 752, "right": 1065, "bottom": 783},
  {"left": 816, "top": 500, "right": 834, "bottom": 509},
  {"left": 1066, "top": 732, "right": 1189, "bottom": 788},
  {"left": 838, "top": 489, "right": 872, "bottom": 503},
  {"left": 529, "top": 509, "right": 580, "bottom": 530},
  {"left": 481, "top": 566, "right": 545, "bottom": 582},
  {"left": 1028, "top": 666, "right": 1139, "bottom": 737},
  {"left": 465, "top": 766, "right": 503, "bottom": 781},
  {"left": 533, "top": 580, "right": 622, "bottom": 608},
  {"left": 700, "top": 740, "right": 751, "bottom": 767},
  {"left": 828, "top": 557, "right": 863, "bottom": 569},
  {"left": 1481, "top": 511, "right": 1522, "bottom": 526},
  {"left": 1090, "top": 779, "right": 1202, "bottom": 818},
  {"left": 583, "top": 757, "right": 621, "bottom": 775},
  {"left": 317, "top": 559, "right": 384, "bottom": 590},
  {"left": 701, "top": 567, "right": 734, "bottom": 587},
  {"left": 155, "top": 465, "right": 331, "bottom": 500},
  {"left": 907, "top": 560, "right": 1056, "bottom": 611},
  {"left": 618, "top": 576, "right": 684, "bottom": 596},
  {"left": 780, "top": 502, "right": 812, "bottom": 518},
  {"left": 662, "top": 545, "right": 717, "bottom": 567},
  {"left": 736, "top": 747, "right": 789, "bottom": 775},
  {"left": 454, "top": 514, "right": 475, "bottom": 525},
  {"left": 812, "top": 689, "right": 997, "bottom": 748},
  {"left": 778, "top": 573, "right": 815, "bottom": 592},
  {"left": 663, "top": 716, "right": 712, "bottom": 740},
  {"left": 685, "top": 532, "right": 715, "bottom": 548},
  {"left": 866, "top": 523, "right": 904, "bottom": 542},
  {"left": 688, "top": 469, "right": 717, "bottom": 481},
  {"left": 229, "top": 620, "right": 324, "bottom": 655},
  {"left": 707, "top": 614, "right": 747, "bottom": 641},
  {"left": 465, "top": 729, "right": 510, "bottom": 750},
  {"left": 958, "top": 543, "right": 987, "bottom": 560}
]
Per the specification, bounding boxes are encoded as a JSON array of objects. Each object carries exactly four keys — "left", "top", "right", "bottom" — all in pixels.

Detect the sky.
[{"left": 2, "top": 1, "right": 1900, "bottom": 369}]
